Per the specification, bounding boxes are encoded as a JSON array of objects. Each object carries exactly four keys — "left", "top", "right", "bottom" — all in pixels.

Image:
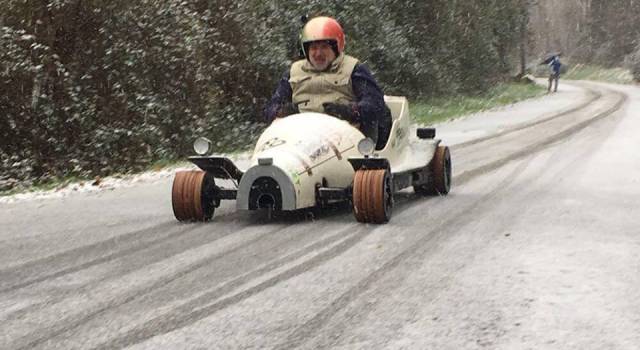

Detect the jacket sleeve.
[
  {"left": 263, "top": 70, "right": 293, "bottom": 123},
  {"left": 351, "top": 64, "right": 388, "bottom": 125}
]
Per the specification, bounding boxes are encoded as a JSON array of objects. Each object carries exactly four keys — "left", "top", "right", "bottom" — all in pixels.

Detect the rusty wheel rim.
[
  {"left": 433, "top": 146, "right": 451, "bottom": 195},
  {"left": 352, "top": 169, "right": 392, "bottom": 224},
  {"left": 172, "top": 170, "right": 214, "bottom": 222},
  {"left": 363, "top": 170, "right": 372, "bottom": 222},
  {"left": 370, "top": 169, "right": 391, "bottom": 223},
  {"left": 352, "top": 170, "right": 366, "bottom": 222}
]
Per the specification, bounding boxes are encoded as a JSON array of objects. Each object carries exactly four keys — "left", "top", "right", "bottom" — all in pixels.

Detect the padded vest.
[{"left": 289, "top": 54, "right": 359, "bottom": 114}]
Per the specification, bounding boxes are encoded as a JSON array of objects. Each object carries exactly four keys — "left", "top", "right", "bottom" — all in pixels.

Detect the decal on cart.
[{"left": 259, "top": 137, "right": 286, "bottom": 152}]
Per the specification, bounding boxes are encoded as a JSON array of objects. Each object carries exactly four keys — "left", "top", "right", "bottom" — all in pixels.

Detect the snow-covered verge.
[
  {"left": 0, "top": 153, "right": 252, "bottom": 204},
  {"left": 0, "top": 166, "right": 187, "bottom": 204}
]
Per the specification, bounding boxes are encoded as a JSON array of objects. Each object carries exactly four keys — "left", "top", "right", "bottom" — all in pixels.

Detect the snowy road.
[{"left": 1, "top": 81, "right": 639, "bottom": 349}]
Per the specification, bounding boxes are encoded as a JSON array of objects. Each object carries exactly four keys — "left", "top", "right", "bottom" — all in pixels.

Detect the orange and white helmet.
[{"left": 300, "top": 16, "right": 345, "bottom": 59}]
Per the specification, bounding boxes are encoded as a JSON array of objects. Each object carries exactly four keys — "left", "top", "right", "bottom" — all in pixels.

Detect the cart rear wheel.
[
  {"left": 432, "top": 146, "right": 451, "bottom": 195},
  {"left": 172, "top": 170, "right": 216, "bottom": 221},
  {"left": 414, "top": 145, "right": 451, "bottom": 196},
  {"left": 352, "top": 168, "right": 392, "bottom": 224}
]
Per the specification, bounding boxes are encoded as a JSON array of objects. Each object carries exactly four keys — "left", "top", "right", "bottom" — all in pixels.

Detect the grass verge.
[
  {"left": 0, "top": 176, "right": 85, "bottom": 197},
  {"left": 411, "top": 81, "right": 546, "bottom": 125},
  {"left": 563, "top": 64, "right": 634, "bottom": 84},
  {"left": 0, "top": 152, "right": 255, "bottom": 197},
  {"left": 0, "top": 159, "right": 185, "bottom": 197}
]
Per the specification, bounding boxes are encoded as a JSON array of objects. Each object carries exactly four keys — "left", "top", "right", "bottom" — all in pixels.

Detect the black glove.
[
  {"left": 275, "top": 102, "right": 299, "bottom": 119},
  {"left": 322, "top": 102, "right": 359, "bottom": 123}
]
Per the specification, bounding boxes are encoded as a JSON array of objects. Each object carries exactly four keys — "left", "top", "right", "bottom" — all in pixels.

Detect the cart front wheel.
[
  {"left": 352, "top": 168, "right": 392, "bottom": 224},
  {"left": 172, "top": 170, "right": 216, "bottom": 222}
]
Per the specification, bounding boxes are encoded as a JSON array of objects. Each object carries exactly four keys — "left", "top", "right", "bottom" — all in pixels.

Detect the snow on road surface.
[
  {"left": 434, "top": 81, "right": 592, "bottom": 146},
  {"left": 1, "top": 80, "right": 639, "bottom": 350}
]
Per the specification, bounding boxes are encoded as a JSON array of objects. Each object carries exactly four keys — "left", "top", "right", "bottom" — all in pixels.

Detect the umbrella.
[{"left": 541, "top": 52, "right": 562, "bottom": 65}]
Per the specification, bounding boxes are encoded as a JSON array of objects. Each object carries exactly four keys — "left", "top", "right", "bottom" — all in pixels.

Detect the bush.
[{"left": 0, "top": 0, "right": 530, "bottom": 192}]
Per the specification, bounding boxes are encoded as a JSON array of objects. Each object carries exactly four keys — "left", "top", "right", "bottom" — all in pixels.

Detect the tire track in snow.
[
  {"left": 87, "top": 224, "right": 369, "bottom": 350},
  {"left": 275, "top": 83, "right": 627, "bottom": 348}
]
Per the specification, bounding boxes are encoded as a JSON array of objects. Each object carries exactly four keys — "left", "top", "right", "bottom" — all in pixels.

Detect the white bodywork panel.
[
  {"left": 241, "top": 96, "right": 438, "bottom": 210},
  {"left": 378, "top": 96, "right": 438, "bottom": 173},
  {"left": 249, "top": 113, "right": 364, "bottom": 209}
]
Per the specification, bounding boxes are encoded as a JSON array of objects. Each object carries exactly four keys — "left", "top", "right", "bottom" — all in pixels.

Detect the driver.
[{"left": 264, "top": 16, "right": 392, "bottom": 149}]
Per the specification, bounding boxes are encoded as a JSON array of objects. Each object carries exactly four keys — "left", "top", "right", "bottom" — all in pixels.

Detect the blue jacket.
[{"left": 549, "top": 56, "right": 561, "bottom": 74}]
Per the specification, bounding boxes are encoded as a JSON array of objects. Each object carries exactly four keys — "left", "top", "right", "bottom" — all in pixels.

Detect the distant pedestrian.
[{"left": 548, "top": 54, "right": 562, "bottom": 92}]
